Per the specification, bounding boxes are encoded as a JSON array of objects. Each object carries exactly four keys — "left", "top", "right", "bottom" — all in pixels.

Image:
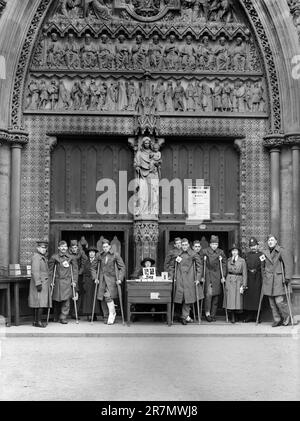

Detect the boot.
[
  {"left": 34, "top": 308, "right": 46, "bottom": 328},
  {"left": 107, "top": 300, "right": 116, "bottom": 325},
  {"left": 230, "top": 311, "right": 236, "bottom": 324},
  {"left": 32, "top": 309, "right": 37, "bottom": 327}
]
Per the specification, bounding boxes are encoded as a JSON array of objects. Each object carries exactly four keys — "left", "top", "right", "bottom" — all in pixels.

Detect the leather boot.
[
  {"left": 231, "top": 311, "right": 236, "bottom": 324},
  {"left": 35, "top": 308, "right": 46, "bottom": 328},
  {"left": 32, "top": 309, "right": 37, "bottom": 327},
  {"left": 107, "top": 300, "right": 116, "bottom": 325}
]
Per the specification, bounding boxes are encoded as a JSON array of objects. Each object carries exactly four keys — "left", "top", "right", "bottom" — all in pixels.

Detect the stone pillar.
[
  {"left": 292, "top": 145, "right": 300, "bottom": 278},
  {"left": 270, "top": 148, "right": 281, "bottom": 238},
  {"left": 8, "top": 130, "right": 28, "bottom": 264},
  {"left": 133, "top": 220, "right": 159, "bottom": 277},
  {"left": 0, "top": 129, "right": 10, "bottom": 267}
]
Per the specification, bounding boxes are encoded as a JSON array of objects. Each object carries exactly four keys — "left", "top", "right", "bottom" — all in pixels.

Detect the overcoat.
[
  {"left": 244, "top": 250, "right": 263, "bottom": 310},
  {"left": 201, "top": 247, "right": 227, "bottom": 296},
  {"left": 224, "top": 256, "right": 247, "bottom": 310},
  {"left": 164, "top": 247, "right": 181, "bottom": 274},
  {"left": 82, "top": 257, "right": 100, "bottom": 314},
  {"left": 68, "top": 248, "right": 87, "bottom": 276},
  {"left": 28, "top": 252, "right": 51, "bottom": 308},
  {"left": 97, "top": 250, "right": 126, "bottom": 300},
  {"left": 169, "top": 248, "right": 203, "bottom": 304},
  {"left": 261, "top": 245, "right": 292, "bottom": 297},
  {"left": 48, "top": 252, "right": 78, "bottom": 302}
]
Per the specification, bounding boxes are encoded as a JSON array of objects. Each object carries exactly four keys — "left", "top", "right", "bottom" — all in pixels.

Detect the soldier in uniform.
[
  {"left": 164, "top": 237, "right": 182, "bottom": 273},
  {"left": 82, "top": 246, "right": 100, "bottom": 321},
  {"left": 243, "top": 237, "right": 263, "bottom": 322},
  {"left": 28, "top": 240, "right": 51, "bottom": 328},
  {"left": 201, "top": 235, "right": 226, "bottom": 322},
  {"left": 69, "top": 239, "right": 87, "bottom": 319},
  {"left": 48, "top": 240, "right": 78, "bottom": 324},
  {"left": 192, "top": 240, "right": 202, "bottom": 255},
  {"left": 169, "top": 238, "right": 203, "bottom": 325},
  {"left": 261, "top": 235, "right": 292, "bottom": 327},
  {"left": 96, "top": 239, "right": 126, "bottom": 325}
]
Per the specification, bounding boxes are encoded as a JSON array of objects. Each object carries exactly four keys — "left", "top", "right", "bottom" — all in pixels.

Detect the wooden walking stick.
[
  {"left": 193, "top": 262, "right": 201, "bottom": 325},
  {"left": 115, "top": 263, "right": 125, "bottom": 326},
  {"left": 171, "top": 262, "right": 178, "bottom": 324},
  {"left": 46, "top": 264, "right": 56, "bottom": 325},
  {"left": 70, "top": 264, "right": 79, "bottom": 324},
  {"left": 200, "top": 255, "right": 207, "bottom": 321},
  {"left": 280, "top": 261, "right": 294, "bottom": 326},
  {"left": 256, "top": 287, "right": 264, "bottom": 325},
  {"left": 219, "top": 256, "right": 228, "bottom": 323},
  {"left": 91, "top": 261, "right": 100, "bottom": 325}
]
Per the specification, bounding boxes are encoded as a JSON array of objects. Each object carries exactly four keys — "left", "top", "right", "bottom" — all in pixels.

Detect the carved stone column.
[
  {"left": 263, "top": 135, "right": 284, "bottom": 240},
  {"left": 8, "top": 130, "right": 28, "bottom": 264},
  {"left": 133, "top": 221, "right": 159, "bottom": 276},
  {"left": 0, "top": 129, "right": 10, "bottom": 267}
]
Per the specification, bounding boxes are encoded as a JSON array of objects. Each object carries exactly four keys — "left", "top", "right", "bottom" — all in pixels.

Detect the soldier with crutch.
[
  {"left": 95, "top": 239, "right": 126, "bottom": 325},
  {"left": 48, "top": 240, "right": 78, "bottom": 324},
  {"left": 169, "top": 238, "right": 203, "bottom": 325},
  {"left": 258, "top": 234, "right": 293, "bottom": 327}
]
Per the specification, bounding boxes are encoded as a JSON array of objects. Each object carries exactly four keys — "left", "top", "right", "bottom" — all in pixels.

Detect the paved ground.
[{"left": 0, "top": 333, "right": 299, "bottom": 401}]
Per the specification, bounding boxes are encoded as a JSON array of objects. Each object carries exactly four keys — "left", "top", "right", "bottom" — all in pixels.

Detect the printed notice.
[{"left": 187, "top": 186, "right": 210, "bottom": 221}]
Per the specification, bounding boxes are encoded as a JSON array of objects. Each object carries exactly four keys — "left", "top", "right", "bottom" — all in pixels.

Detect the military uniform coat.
[
  {"left": 97, "top": 250, "right": 126, "bottom": 301},
  {"left": 28, "top": 252, "right": 51, "bottom": 308},
  {"left": 261, "top": 245, "right": 292, "bottom": 297},
  {"left": 224, "top": 256, "right": 247, "bottom": 310},
  {"left": 164, "top": 247, "right": 181, "bottom": 274},
  {"left": 201, "top": 247, "right": 227, "bottom": 296},
  {"left": 169, "top": 248, "right": 203, "bottom": 304},
  {"left": 244, "top": 251, "right": 263, "bottom": 310},
  {"left": 68, "top": 248, "right": 87, "bottom": 276},
  {"left": 82, "top": 257, "right": 100, "bottom": 314},
  {"left": 48, "top": 252, "right": 78, "bottom": 302}
]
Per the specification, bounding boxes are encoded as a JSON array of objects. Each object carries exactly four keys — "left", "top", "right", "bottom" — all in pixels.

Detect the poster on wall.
[{"left": 187, "top": 186, "right": 211, "bottom": 223}]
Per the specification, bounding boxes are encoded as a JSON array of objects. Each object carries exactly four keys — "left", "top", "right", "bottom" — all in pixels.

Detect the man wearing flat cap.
[
  {"left": 243, "top": 237, "right": 263, "bottom": 322},
  {"left": 200, "top": 235, "right": 227, "bottom": 322},
  {"left": 164, "top": 237, "right": 182, "bottom": 273},
  {"left": 69, "top": 239, "right": 87, "bottom": 319},
  {"left": 28, "top": 240, "right": 51, "bottom": 328},
  {"left": 261, "top": 235, "right": 292, "bottom": 327},
  {"left": 48, "top": 240, "right": 78, "bottom": 324}
]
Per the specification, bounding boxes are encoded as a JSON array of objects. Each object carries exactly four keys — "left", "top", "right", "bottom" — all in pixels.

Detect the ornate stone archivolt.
[{"left": 0, "top": 128, "right": 29, "bottom": 145}]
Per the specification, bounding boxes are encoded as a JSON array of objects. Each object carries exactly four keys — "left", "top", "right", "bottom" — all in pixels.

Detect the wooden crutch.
[
  {"left": 255, "top": 287, "right": 264, "bottom": 325},
  {"left": 115, "top": 262, "right": 125, "bottom": 326},
  {"left": 281, "top": 261, "right": 294, "bottom": 326},
  {"left": 200, "top": 255, "right": 207, "bottom": 321},
  {"left": 70, "top": 264, "right": 79, "bottom": 324},
  {"left": 46, "top": 264, "right": 56, "bottom": 325},
  {"left": 171, "top": 262, "right": 178, "bottom": 324},
  {"left": 91, "top": 261, "right": 100, "bottom": 325},
  {"left": 219, "top": 256, "right": 228, "bottom": 323},
  {"left": 193, "top": 262, "right": 201, "bottom": 324}
]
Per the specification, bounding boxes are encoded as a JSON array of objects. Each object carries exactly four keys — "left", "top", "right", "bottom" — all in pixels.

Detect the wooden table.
[
  {"left": 0, "top": 278, "right": 11, "bottom": 327},
  {"left": 0, "top": 275, "right": 30, "bottom": 326},
  {"left": 126, "top": 280, "right": 173, "bottom": 326}
]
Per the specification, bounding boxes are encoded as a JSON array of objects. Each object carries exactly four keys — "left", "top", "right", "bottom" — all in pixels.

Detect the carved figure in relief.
[
  {"left": 27, "top": 79, "right": 40, "bottom": 109},
  {"left": 48, "top": 79, "right": 59, "bottom": 110},
  {"left": 47, "top": 33, "right": 63, "bottom": 68},
  {"left": 61, "top": 0, "right": 82, "bottom": 19},
  {"left": 88, "top": 0, "right": 112, "bottom": 20},
  {"left": 201, "top": 81, "right": 212, "bottom": 111},
  {"left": 221, "top": 81, "right": 232, "bottom": 111},
  {"left": 163, "top": 35, "right": 179, "bottom": 70},
  {"left": 81, "top": 34, "right": 96, "bottom": 68},
  {"left": 212, "top": 80, "right": 222, "bottom": 111},
  {"left": 148, "top": 35, "right": 163, "bottom": 70},
  {"left": 208, "top": 0, "right": 235, "bottom": 23},
  {"left": 154, "top": 81, "right": 166, "bottom": 112},
  {"left": 251, "top": 82, "right": 265, "bottom": 112},
  {"left": 105, "top": 82, "right": 119, "bottom": 111},
  {"left": 149, "top": 142, "right": 162, "bottom": 179},
  {"left": 97, "top": 34, "right": 114, "bottom": 69},
  {"left": 97, "top": 82, "right": 108, "bottom": 110},
  {"left": 165, "top": 81, "right": 174, "bottom": 112},
  {"left": 180, "top": 35, "right": 196, "bottom": 70},
  {"left": 80, "top": 80, "right": 91, "bottom": 109},
  {"left": 173, "top": 80, "right": 185, "bottom": 111},
  {"left": 115, "top": 34, "right": 130, "bottom": 70},
  {"left": 64, "top": 33, "right": 80, "bottom": 69},
  {"left": 231, "top": 37, "right": 247, "bottom": 71},
  {"left": 118, "top": 80, "right": 128, "bottom": 111},
  {"left": 39, "top": 79, "right": 49, "bottom": 109},
  {"left": 127, "top": 81, "right": 139, "bottom": 111},
  {"left": 89, "top": 79, "right": 98, "bottom": 110},
  {"left": 186, "top": 81, "right": 196, "bottom": 111},
  {"left": 214, "top": 36, "right": 230, "bottom": 71},
  {"left": 71, "top": 81, "right": 83, "bottom": 109},
  {"left": 244, "top": 80, "right": 252, "bottom": 111},
  {"left": 131, "top": 35, "right": 147, "bottom": 70},
  {"left": 194, "top": 81, "right": 203, "bottom": 111},
  {"left": 196, "top": 0, "right": 208, "bottom": 20},
  {"left": 196, "top": 36, "right": 213, "bottom": 70},
  {"left": 232, "top": 80, "right": 245, "bottom": 112},
  {"left": 59, "top": 81, "right": 72, "bottom": 110}
]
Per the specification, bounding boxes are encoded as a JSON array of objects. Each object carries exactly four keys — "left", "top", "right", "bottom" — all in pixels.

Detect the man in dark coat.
[
  {"left": 169, "top": 238, "right": 203, "bottom": 325},
  {"left": 201, "top": 235, "right": 226, "bottom": 322},
  {"left": 192, "top": 240, "right": 202, "bottom": 255},
  {"left": 69, "top": 239, "right": 87, "bottom": 319},
  {"left": 82, "top": 246, "right": 100, "bottom": 320},
  {"left": 261, "top": 234, "right": 292, "bottom": 327},
  {"left": 28, "top": 240, "right": 51, "bottom": 328},
  {"left": 96, "top": 239, "right": 126, "bottom": 325},
  {"left": 164, "top": 237, "right": 181, "bottom": 273},
  {"left": 243, "top": 237, "right": 263, "bottom": 322},
  {"left": 48, "top": 240, "right": 78, "bottom": 324}
]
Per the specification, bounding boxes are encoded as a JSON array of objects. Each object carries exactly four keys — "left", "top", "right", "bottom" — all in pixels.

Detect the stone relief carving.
[
  {"left": 25, "top": 76, "right": 267, "bottom": 114},
  {"left": 287, "top": 0, "right": 300, "bottom": 42}
]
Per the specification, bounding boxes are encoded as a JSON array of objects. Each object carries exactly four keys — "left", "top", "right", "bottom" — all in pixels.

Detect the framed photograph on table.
[{"left": 142, "top": 267, "right": 156, "bottom": 280}]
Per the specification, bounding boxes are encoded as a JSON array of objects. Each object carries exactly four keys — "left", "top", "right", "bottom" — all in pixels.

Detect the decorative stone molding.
[
  {"left": 0, "top": 128, "right": 9, "bottom": 145},
  {"left": 134, "top": 221, "right": 159, "bottom": 243},
  {"left": 0, "top": 0, "right": 6, "bottom": 18},
  {"left": 285, "top": 134, "right": 300, "bottom": 146},
  {"left": 7, "top": 129, "right": 29, "bottom": 145},
  {"left": 287, "top": 0, "right": 300, "bottom": 42},
  {"left": 263, "top": 133, "right": 300, "bottom": 148}
]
